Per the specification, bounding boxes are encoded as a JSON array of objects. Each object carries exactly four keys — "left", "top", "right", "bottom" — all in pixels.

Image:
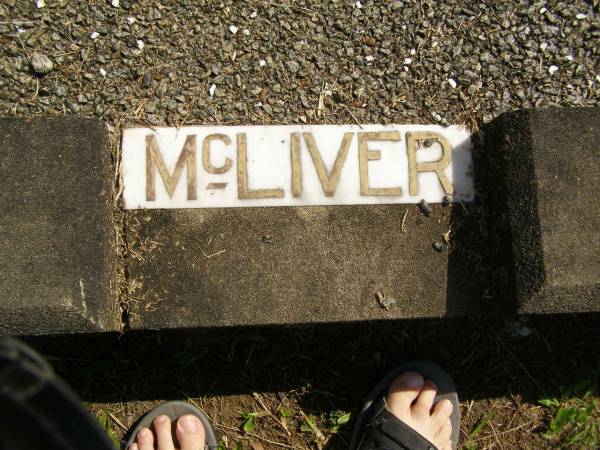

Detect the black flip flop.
[
  {"left": 349, "top": 360, "right": 460, "bottom": 450},
  {"left": 124, "top": 401, "right": 219, "bottom": 450}
]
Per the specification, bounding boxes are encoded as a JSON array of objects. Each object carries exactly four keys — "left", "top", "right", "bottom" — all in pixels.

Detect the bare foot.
[
  {"left": 386, "top": 371, "right": 453, "bottom": 450},
  {"left": 130, "top": 414, "right": 206, "bottom": 450}
]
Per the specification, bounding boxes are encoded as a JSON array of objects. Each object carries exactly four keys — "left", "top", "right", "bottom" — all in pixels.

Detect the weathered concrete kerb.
[
  {"left": 1, "top": 108, "right": 599, "bottom": 335},
  {"left": 0, "top": 117, "right": 119, "bottom": 334},
  {"left": 485, "top": 107, "right": 600, "bottom": 314}
]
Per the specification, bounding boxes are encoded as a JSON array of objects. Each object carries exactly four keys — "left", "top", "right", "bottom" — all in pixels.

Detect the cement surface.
[
  {"left": 126, "top": 204, "right": 474, "bottom": 329},
  {"left": 0, "top": 117, "right": 119, "bottom": 334}
]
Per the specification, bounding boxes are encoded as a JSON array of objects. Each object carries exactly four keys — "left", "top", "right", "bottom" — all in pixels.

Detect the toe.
[
  {"left": 434, "top": 419, "right": 453, "bottom": 445},
  {"left": 431, "top": 399, "right": 453, "bottom": 428},
  {"left": 135, "top": 427, "right": 154, "bottom": 450},
  {"left": 386, "top": 372, "right": 424, "bottom": 417},
  {"left": 412, "top": 381, "right": 437, "bottom": 418},
  {"left": 153, "top": 415, "right": 175, "bottom": 450},
  {"left": 176, "top": 415, "right": 205, "bottom": 450}
]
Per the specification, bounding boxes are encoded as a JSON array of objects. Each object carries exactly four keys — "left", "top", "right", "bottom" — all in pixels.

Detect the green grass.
[{"left": 539, "top": 381, "right": 600, "bottom": 449}]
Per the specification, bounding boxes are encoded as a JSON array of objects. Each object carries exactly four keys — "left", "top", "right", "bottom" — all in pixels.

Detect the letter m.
[{"left": 146, "top": 134, "right": 197, "bottom": 201}]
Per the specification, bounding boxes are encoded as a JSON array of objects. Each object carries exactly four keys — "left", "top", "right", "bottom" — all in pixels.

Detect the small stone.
[
  {"left": 259, "top": 59, "right": 266, "bottom": 67},
  {"left": 418, "top": 199, "right": 432, "bottom": 216},
  {"left": 548, "top": 65, "right": 559, "bottom": 75},
  {"left": 211, "top": 62, "right": 222, "bottom": 75},
  {"left": 410, "top": 48, "right": 416, "bottom": 55},
  {"left": 375, "top": 291, "right": 396, "bottom": 310},
  {"left": 127, "top": 17, "right": 136, "bottom": 25},
  {"left": 229, "top": 25, "right": 238, "bottom": 34},
  {"left": 262, "top": 234, "right": 273, "bottom": 244},
  {"left": 540, "top": 7, "right": 547, "bottom": 14},
  {"left": 35, "top": 0, "right": 45, "bottom": 7},
  {"left": 403, "top": 57, "right": 412, "bottom": 65},
  {"left": 136, "top": 40, "right": 145, "bottom": 50},
  {"left": 90, "top": 32, "right": 99, "bottom": 40},
  {"left": 286, "top": 60, "right": 299, "bottom": 73},
  {"left": 432, "top": 242, "right": 444, "bottom": 252},
  {"left": 250, "top": 11, "right": 257, "bottom": 18},
  {"left": 431, "top": 112, "right": 442, "bottom": 122},
  {"left": 575, "top": 13, "right": 587, "bottom": 20},
  {"left": 355, "top": 0, "right": 362, "bottom": 8},
  {"left": 365, "top": 55, "right": 374, "bottom": 63},
  {"left": 242, "top": 29, "right": 250, "bottom": 36},
  {"left": 539, "top": 42, "right": 547, "bottom": 52},
  {"left": 448, "top": 78, "right": 457, "bottom": 89},
  {"left": 141, "top": 71, "right": 153, "bottom": 88},
  {"left": 111, "top": 0, "right": 119, "bottom": 7},
  {"left": 209, "top": 84, "right": 217, "bottom": 97},
  {"left": 99, "top": 68, "right": 107, "bottom": 77},
  {"left": 31, "top": 52, "right": 54, "bottom": 75}
]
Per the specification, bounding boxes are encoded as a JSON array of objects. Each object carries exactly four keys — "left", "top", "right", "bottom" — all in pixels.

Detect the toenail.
[
  {"left": 178, "top": 415, "right": 199, "bottom": 432},
  {"left": 400, "top": 372, "right": 424, "bottom": 388},
  {"left": 156, "top": 415, "right": 169, "bottom": 424}
]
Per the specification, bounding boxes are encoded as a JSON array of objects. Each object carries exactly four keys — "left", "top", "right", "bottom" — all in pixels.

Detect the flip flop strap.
[{"left": 359, "top": 405, "right": 438, "bottom": 450}]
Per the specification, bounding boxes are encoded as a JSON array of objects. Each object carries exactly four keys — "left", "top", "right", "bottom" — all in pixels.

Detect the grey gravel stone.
[
  {"left": 0, "top": 0, "right": 597, "bottom": 144},
  {"left": 30, "top": 52, "right": 53, "bottom": 75},
  {"left": 419, "top": 199, "right": 432, "bottom": 217}
]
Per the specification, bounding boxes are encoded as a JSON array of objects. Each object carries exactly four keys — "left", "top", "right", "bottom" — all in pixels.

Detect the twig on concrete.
[
  {"left": 401, "top": 208, "right": 409, "bottom": 233},
  {"left": 201, "top": 248, "right": 226, "bottom": 259}
]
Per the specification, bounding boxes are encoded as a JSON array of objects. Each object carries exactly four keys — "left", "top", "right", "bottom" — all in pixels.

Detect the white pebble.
[
  {"left": 365, "top": 55, "right": 374, "bottom": 62},
  {"left": 540, "top": 7, "right": 547, "bottom": 14},
  {"left": 231, "top": 50, "right": 237, "bottom": 61},
  {"left": 410, "top": 48, "right": 416, "bottom": 56},
  {"left": 99, "top": 68, "right": 107, "bottom": 77},
  {"left": 229, "top": 25, "right": 238, "bottom": 34},
  {"left": 403, "top": 57, "right": 412, "bottom": 65},
  {"left": 448, "top": 78, "right": 457, "bottom": 89},
  {"left": 401, "top": 24, "right": 407, "bottom": 30},
  {"left": 127, "top": 17, "right": 136, "bottom": 25},
  {"left": 431, "top": 112, "right": 442, "bottom": 122},
  {"left": 17, "top": 27, "right": 26, "bottom": 33},
  {"left": 576, "top": 13, "right": 587, "bottom": 20},
  {"left": 355, "top": 1, "right": 362, "bottom": 8},
  {"left": 90, "top": 32, "right": 99, "bottom": 40},
  {"left": 242, "top": 29, "right": 250, "bottom": 36},
  {"left": 548, "top": 65, "right": 559, "bottom": 75},
  {"left": 35, "top": 0, "right": 45, "bottom": 8},
  {"left": 596, "top": 75, "right": 600, "bottom": 83},
  {"left": 565, "top": 55, "right": 574, "bottom": 62},
  {"left": 136, "top": 40, "right": 145, "bottom": 50},
  {"left": 209, "top": 84, "right": 216, "bottom": 97},
  {"left": 259, "top": 59, "right": 266, "bottom": 67},
  {"left": 250, "top": 11, "right": 257, "bottom": 18},
  {"left": 111, "top": 0, "right": 119, "bottom": 7},
  {"left": 539, "top": 42, "right": 547, "bottom": 51}
]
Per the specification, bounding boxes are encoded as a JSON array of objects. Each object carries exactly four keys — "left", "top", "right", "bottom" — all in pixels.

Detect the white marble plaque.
[{"left": 121, "top": 124, "right": 474, "bottom": 209}]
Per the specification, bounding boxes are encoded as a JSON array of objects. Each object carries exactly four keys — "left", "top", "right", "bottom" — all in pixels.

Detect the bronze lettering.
[
  {"left": 237, "top": 133, "right": 284, "bottom": 199},
  {"left": 358, "top": 131, "right": 403, "bottom": 196},
  {"left": 202, "top": 133, "right": 233, "bottom": 174},
  {"left": 146, "top": 134, "right": 197, "bottom": 201},
  {"left": 301, "top": 132, "right": 353, "bottom": 197},
  {"left": 406, "top": 131, "right": 453, "bottom": 196}
]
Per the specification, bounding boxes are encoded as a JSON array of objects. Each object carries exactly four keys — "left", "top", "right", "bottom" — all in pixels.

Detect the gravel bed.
[{"left": 0, "top": 0, "right": 598, "bottom": 129}]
